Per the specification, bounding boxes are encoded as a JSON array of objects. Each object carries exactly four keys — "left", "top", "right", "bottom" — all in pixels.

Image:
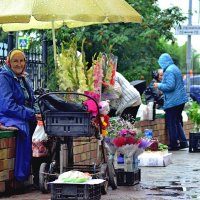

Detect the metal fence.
[
  {"left": 0, "top": 42, "right": 7, "bottom": 66},
  {"left": 24, "top": 49, "right": 46, "bottom": 90}
]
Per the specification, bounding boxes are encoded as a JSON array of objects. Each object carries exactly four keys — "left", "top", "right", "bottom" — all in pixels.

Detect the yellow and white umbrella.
[{"left": 0, "top": 0, "right": 142, "bottom": 66}]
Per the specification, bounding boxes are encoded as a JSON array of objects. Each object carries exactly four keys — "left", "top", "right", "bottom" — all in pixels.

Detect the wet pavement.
[{"left": 0, "top": 148, "right": 200, "bottom": 200}]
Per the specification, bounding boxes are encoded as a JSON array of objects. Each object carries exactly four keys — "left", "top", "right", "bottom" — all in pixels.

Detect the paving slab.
[{"left": 0, "top": 148, "right": 199, "bottom": 200}]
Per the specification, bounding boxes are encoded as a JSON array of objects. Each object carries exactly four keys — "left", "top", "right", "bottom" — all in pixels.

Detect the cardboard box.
[{"left": 138, "top": 151, "right": 172, "bottom": 167}]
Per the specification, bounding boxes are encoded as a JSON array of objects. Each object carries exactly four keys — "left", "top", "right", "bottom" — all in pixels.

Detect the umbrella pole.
[{"left": 52, "top": 21, "right": 57, "bottom": 68}]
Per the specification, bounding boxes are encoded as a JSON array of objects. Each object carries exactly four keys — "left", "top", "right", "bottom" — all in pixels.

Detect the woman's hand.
[
  {"left": 154, "top": 82, "right": 159, "bottom": 89},
  {"left": 35, "top": 114, "right": 42, "bottom": 121}
]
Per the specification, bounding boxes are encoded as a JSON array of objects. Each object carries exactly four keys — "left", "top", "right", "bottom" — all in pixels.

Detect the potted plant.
[
  {"left": 187, "top": 101, "right": 200, "bottom": 132},
  {"left": 187, "top": 101, "right": 200, "bottom": 152}
]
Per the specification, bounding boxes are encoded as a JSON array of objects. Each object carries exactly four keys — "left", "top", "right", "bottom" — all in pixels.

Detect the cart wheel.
[
  {"left": 100, "top": 163, "right": 109, "bottom": 195},
  {"left": 101, "top": 179, "right": 109, "bottom": 195},
  {"left": 39, "top": 162, "right": 50, "bottom": 193},
  {"left": 107, "top": 159, "right": 117, "bottom": 190}
]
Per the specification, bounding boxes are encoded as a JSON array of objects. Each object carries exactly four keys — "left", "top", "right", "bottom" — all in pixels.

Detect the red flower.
[
  {"left": 112, "top": 135, "right": 140, "bottom": 147},
  {"left": 112, "top": 137, "right": 126, "bottom": 147},
  {"left": 125, "top": 136, "right": 138, "bottom": 145}
]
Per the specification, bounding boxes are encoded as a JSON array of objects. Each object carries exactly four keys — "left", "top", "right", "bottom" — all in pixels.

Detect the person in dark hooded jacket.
[
  {"left": 144, "top": 69, "right": 164, "bottom": 109},
  {"left": 154, "top": 53, "right": 188, "bottom": 150},
  {"left": 0, "top": 49, "right": 41, "bottom": 185}
]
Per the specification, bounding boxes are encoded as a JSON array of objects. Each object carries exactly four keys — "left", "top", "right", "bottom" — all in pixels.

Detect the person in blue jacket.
[
  {"left": 0, "top": 49, "right": 40, "bottom": 183},
  {"left": 154, "top": 53, "right": 188, "bottom": 150}
]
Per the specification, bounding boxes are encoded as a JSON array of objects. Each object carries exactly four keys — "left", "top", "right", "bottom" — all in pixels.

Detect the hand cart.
[{"left": 37, "top": 91, "right": 117, "bottom": 196}]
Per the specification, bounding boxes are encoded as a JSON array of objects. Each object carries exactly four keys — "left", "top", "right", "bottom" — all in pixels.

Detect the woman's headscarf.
[
  {"left": 152, "top": 70, "right": 159, "bottom": 81},
  {"left": 6, "top": 49, "right": 26, "bottom": 64}
]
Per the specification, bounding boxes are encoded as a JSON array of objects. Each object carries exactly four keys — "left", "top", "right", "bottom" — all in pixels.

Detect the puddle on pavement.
[
  {"left": 142, "top": 180, "right": 200, "bottom": 198},
  {"left": 147, "top": 193, "right": 181, "bottom": 197},
  {"left": 193, "top": 168, "right": 200, "bottom": 171}
]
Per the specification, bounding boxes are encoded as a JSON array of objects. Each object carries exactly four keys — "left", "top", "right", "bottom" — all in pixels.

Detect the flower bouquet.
[
  {"left": 112, "top": 130, "right": 151, "bottom": 171},
  {"left": 104, "top": 117, "right": 151, "bottom": 171},
  {"left": 104, "top": 117, "right": 136, "bottom": 156}
]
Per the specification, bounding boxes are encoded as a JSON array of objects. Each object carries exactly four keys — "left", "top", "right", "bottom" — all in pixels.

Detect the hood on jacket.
[
  {"left": 0, "top": 65, "right": 18, "bottom": 80},
  {"left": 158, "top": 53, "right": 174, "bottom": 71}
]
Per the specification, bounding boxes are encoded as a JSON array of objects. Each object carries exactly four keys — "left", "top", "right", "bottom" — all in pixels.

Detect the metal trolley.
[{"left": 37, "top": 91, "right": 117, "bottom": 195}]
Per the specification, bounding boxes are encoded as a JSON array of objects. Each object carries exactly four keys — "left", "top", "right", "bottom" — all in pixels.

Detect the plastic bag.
[
  {"left": 32, "top": 121, "right": 48, "bottom": 157},
  {"left": 39, "top": 93, "right": 87, "bottom": 113},
  {"left": 147, "top": 102, "right": 154, "bottom": 120},
  {"left": 140, "top": 102, "right": 154, "bottom": 121}
]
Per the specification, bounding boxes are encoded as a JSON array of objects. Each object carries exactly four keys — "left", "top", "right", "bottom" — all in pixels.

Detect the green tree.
[
  {"left": 49, "top": 0, "right": 186, "bottom": 84},
  {"left": 161, "top": 39, "right": 200, "bottom": 75},
  {"left": 192, "top": 50, "right": 200, "bottom": 74},
  {"left": 0, "top": 30, "right": 7, "bottom": 43},
  {"left": 159, "top": 39, "right": 186, "bottom": 69}
]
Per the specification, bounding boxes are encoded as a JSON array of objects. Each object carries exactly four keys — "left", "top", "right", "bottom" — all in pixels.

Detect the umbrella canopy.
[
  {"left": 0, "top": 0, "right": 142, "bottom": 66},
  {"left": 0, "top": 0, "right": 142, "bottom": 24}
]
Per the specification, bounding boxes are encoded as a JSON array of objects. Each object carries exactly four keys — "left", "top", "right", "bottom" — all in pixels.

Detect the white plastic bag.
[
  {"left": 32, "top": 121, "right": 48, "bottom": 157},
  {"left": 140, "top": 102, "right": 154, "bottom": 121},
  {"left": 140, "top": 105, "right": 147, "bottom": 121},
  {"left": 32, "top": 122, "right": 47, "bottom": 141},
  {"left": 147, "top": 102, "right": 154, "bottom": 120}
]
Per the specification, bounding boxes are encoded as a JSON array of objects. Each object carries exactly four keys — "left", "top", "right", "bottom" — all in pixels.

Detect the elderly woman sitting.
[{"left": 0, "top": 49, "right": 40, "bottom": 183}]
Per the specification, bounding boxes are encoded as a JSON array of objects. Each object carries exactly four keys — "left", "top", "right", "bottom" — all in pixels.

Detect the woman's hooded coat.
[
  {"left": 0, "top": 65, "right": 36, "bottom": 181},
  {"left": 157, "top": 53, "right": 188, "bottom": 109}
]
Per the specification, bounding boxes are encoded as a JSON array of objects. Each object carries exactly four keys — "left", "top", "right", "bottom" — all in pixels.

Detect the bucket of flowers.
[
  {"left": 104, "top": 117, "right": 136, "bottom": 158},
  {"left": 104, "top": 117, "right": 152, "bottom": 172}
]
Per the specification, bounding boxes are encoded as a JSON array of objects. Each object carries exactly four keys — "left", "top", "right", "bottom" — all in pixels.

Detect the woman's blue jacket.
[
  {"left": 0, "top": 65, "right": 36, "bottom": 181},
  {"left": 157, "top": 53, "right": 188, "bottom": 109}
]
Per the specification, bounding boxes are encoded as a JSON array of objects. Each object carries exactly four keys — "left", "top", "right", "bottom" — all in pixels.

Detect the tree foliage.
[
  {"left": 0, "top": 33, "right": 7, "bottom": 44},
  {"left": 47, "top": 0, "right": 187, "bottom": 87}
]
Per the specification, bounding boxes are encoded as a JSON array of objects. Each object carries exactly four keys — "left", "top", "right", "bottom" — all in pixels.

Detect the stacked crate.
[
  {"left": 189, "top": 133, "right": 200, "bottom": 152},
  {"left": 0, "top": 131, "right": 15, "bottom": 193},
  {"left": 116, "top": 169, "right": 141, "bottom": 186}
]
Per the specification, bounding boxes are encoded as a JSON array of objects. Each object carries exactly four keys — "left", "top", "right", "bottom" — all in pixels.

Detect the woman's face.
[{"left": 10, "top": 53, "right": 25, "bottom": 76}]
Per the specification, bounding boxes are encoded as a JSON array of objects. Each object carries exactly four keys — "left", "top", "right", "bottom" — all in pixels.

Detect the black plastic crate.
[
  {"left": 116, "top": 168, "right": 141, "bottom": 186},
  {"left": 44, "top": 111, "right": 97, "bottom": 137},
  {"left": 50, "top": 183, "right": 101, "bottom": 200},
  {"left": 189, "top": 133, "right": 200, "bottom": 152}
]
